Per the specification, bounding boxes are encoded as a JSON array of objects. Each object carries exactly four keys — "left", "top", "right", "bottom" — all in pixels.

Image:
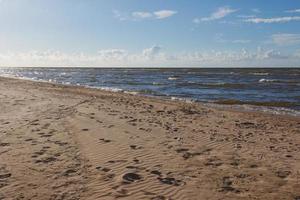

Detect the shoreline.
[
  {"left": 0, "top": 76, "right": 300, "bottom": 200},
  {"left": 1, "top": 75, "right": 300, "bottom": 118}
]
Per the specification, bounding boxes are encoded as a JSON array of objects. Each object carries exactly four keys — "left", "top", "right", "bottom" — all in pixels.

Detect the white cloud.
[
  {"left": 97, "top": 49, "right": 127, "bottom": 60},
  {"left": 286, "top": 9, "right": 300, "bottom": 13},
  {"left": 237, "top": 15, "right": 256, "bottom": 19},
  {"left": 245, "top": 16, "right": 300, "bottom": 23},
  {"left": 114, "top": 10, "right": 177, "bottom": 21},
  {"left": 142, "top": 45, "right": 162, "bottom": 59},
  {"left": 193, "top": 18, "right": 201, "bottom": 24},
  {"left": 255, "top": 47, "right": 286, "bottom": 59},
  {"left": 132, "top": 12, "right": 153, "bottom": 19},
  {"left": 271, "top": 33, "right": 300, "bottom": 46},
  {"left": 200, "top": 6, "right": 237, "bottom": 22},
  {"left": 113, "top": 10, "right": 128, "bottom": 21},
  {"left": 153, "top": 10, "right": 177, "bottom": 19},
  {"left": 183, "top": 47, "right": 284, "bottom": 61}
]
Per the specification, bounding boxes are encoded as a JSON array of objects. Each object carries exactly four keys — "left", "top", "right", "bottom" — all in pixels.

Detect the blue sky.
[{"left": 0, "top": 0, "right": 300, "bottom": 67}]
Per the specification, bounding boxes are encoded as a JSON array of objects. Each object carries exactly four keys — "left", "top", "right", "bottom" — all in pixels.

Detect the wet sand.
[{"left": 0, "top": 77, "right": 300, "bottom": 200}]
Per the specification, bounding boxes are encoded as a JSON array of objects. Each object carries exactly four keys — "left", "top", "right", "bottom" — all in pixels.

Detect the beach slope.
[{"left": 0, "top": 77, "right": 299, "bottom": 200}]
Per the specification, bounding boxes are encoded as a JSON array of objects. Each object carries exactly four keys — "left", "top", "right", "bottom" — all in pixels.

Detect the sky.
[{"left": 1, "top": 0, "right": 300, "bottom": 67}]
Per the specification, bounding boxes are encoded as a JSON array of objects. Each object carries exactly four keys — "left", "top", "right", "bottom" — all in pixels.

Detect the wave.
[
  {"left": 178, "top": 82, "right": 248, "bottom": 89},
  {"left": 86, "top": 86, "right": 123, "bottom": 92},
  {"left": 202, "top": 82, "right": 246, "bottom": 89},
  {"left": 33, "top": 71, "right": 42, "bottom": 75},
  {"left": 168, "top": 76, "right": 180, "bottom": 80},
  {"left": 170, "top": 96, "right": 195, "bottom": 103},
  {"left": 121, "top": 81, "right": 154, "bottom": 86},
  {"left": 152, "top": 82, "right": 164, "bottom": 85},
  {"left": 258, "top": 79, "right": 300, "bottom": 84},
  {"left": 258, "top": 79, "right": 275, "bottom": 83},
  {"left": 214, "top": 99, "right": 299, "bottom": 108},
  {"left": 137, "top": 89, "right": 164, "bottom": 96},
  {"left": 251, "top": 72, "right": 269, "bottom": 76},
  {"left": 124, "top": 91, "right": 139, "bottom": 95}
]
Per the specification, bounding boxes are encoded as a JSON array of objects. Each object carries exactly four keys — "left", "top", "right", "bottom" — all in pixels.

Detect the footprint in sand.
[
  {"left": 96, "top": 166, "right": 116, "bottom": 181},
  {"left": 39, "top": 133, "right": 53, "bottom": 138},
  {"left": 157, "top": 177, "right": 183, "bottom": 186},
  {"left": 133, "top": 158, "right": 140, "bottom": 163},
  {"left": 35, "top": 156, "right": 57, "bottom": 164},
  {"left": 204, "top": 157, "right": 223, "bottom": 167},
  {"left": 0, "top": 173, "right": 11, "bottom": 179},
  {"left": 276, "top": 170, "right": 291, "bottom": 179},
  {"left": 32, "top": 149, "right": 47, "bottom": 158},
  {"left": 102, "top": 167, "right": 111, "bottom": 172},
  {"left": 129, "top": 145, "right": 142, "bottom": 150},
  {"left": 151, "top": 196, "right": 167, "bottom": 200},
  {"left": 107, "top": 160, "right": 127, "bottom": 164},
  {"left": 0, "top": 143, "right": 9, "bottom": 147},
  {"left": 103, "top": 173, "right": 115, "bottom": 181},
  {"left": 176, "top": 148, "right": 205, "bottom": 160},
  {"left": 53, "top": 141, "right": 68, "bottom": 146},
  {"left": 220, "top": 176, "right": 240, "bottom": 193},
  {"left": 31, "top": 122, "right": 40, "bottom": 126},
  {"left": 122, "top": 173, "right": 142, "bottom": 184},
  {"left": 95, "top": 166, "right": 112, "bottom": 172},
  {"left": 150, "top": 170, "right": 162, "bottom": 176},
  {"left": 62, "top": 168, "right": 78, "bottom": 176},
  {"left": 113, "top": 188, "right": 129, "bottom": 198},
  {"left": 0, "top": 166, "right": 11, "bottom": 189},
  {"left": 0, "top": 173, "right": 11, "bottom": 188},
  {"left": 99, "top": 138, "right": 111, "bottom": 143},
  {"left": 126, "top": 166, "right": 140, "bottom": 170}
]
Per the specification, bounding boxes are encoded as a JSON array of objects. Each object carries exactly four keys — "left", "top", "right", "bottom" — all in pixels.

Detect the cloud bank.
[
  {"left": 0, "top": 46, "right": 299, "bottom": 68},
  {"left": 271, "top": 33, "right": 300, "bottom": 46}
]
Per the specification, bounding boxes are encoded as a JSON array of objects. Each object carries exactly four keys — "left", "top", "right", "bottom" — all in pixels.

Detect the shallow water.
[{"left": 1, "top": 67, "right": 300, "bottom": 112}]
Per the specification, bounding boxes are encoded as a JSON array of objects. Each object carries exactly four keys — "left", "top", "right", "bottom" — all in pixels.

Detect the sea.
[{"left": 1, "top": 67, "right": 300, "bottom": 116}]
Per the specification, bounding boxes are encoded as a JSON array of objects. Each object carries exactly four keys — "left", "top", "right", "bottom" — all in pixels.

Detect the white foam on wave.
[
  {"left": 171, "top": 96, "right": 195, "bottom": 103},
  {"left": 89, "top": 86, "right": 123, "bottom": 92},
  {"left": 48, "top": 79, "right": 55, "bottom": 83},
  {"left": 168, "top": 77, "right": 179, "bottom": 80},
  {"left": 87, "top": 85, "right": 141, "bottom": 95},
  {"left": 259, "top": 78, "right": 275, "bottom": 83},
  {"left": 33, "top": 71, "right": 41, "bottom": 75},
  {"left": 124, "top": 91, "right": 139, "bottom": 95},
  {"left": 251, "top": 72, "right": 269, "bottom": 76},
  {"left": 62, "top": 81, "right": 71, "bottom": 85}
]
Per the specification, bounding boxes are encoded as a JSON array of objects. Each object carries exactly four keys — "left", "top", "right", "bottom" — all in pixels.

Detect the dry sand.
[{"left": 0, "top": 77, "right": 299, "bottom": 200}]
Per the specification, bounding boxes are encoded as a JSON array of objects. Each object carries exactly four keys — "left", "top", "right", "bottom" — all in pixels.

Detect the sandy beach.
[{"left": 0, "top": 76, "right": 299, "bottom": 200}]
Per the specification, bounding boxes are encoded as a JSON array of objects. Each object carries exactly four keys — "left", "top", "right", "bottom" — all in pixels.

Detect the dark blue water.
[{"left": 1, "top": 68, "right": 300, "bottom": 111}]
